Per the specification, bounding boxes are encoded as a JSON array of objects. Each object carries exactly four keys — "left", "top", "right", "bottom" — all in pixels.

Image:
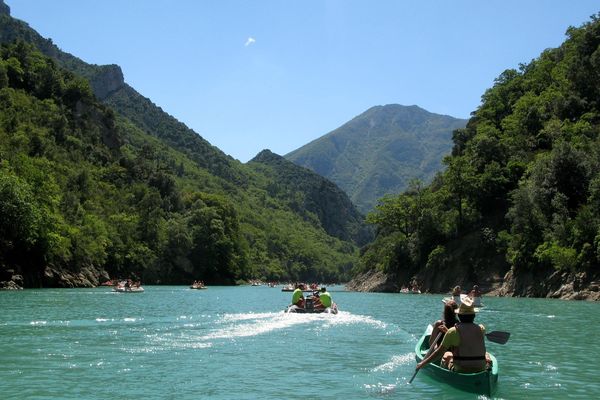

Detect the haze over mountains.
[{"left": 286, "top": 104, "right": 467, "bottom": 212}]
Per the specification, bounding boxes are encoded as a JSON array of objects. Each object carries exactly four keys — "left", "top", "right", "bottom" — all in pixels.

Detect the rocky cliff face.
[
  {"left": 0, "top": 0, "right": 10, "bottom": 16},
  {"left": 90, "top": 64, "right": 125, "bottom": 100},
  {"left": 0, "top": 264, "right": 110, "bottom": 289},
  {"left": 347, "top": 267, "right": 600, "bottom": 301},
  {"left": 0, "top": 267, "right": 23, "bottom": 290},
  {"left": 0, "top": 6, "right": 125, "bottom": 101},
  {"left": 490, "top": 268, "right": 600, "bottom": 301},
  {"left": 43, "top": 266, "right": 110, "bottom": 288},
  {"left": 345, "top": 270, "right": 399, "bottom": 292}
]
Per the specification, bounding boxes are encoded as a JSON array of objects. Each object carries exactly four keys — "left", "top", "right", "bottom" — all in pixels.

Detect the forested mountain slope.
[
  {"left": 286, "top": 104, "right": 466, "bottom": 212},
  {"left": 249, "top": 150, "right": 373, "bottom": 246},
  {"left": 0, "top": 2, "right": 365, "bottom": 288},
  {"left": 351, "top": 14, "right": 600, "bottom": 300}
]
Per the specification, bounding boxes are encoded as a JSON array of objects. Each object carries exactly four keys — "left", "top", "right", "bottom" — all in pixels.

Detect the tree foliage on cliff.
[
  {"left": 0, "top": 42, "right": 360, "bottom": 286},
  {"left": 361, "top": 14, "right": 600, "bottom": 288}
]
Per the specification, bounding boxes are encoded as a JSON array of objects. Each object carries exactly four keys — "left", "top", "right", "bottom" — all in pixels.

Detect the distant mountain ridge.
[{"left": 286, "top": 104, "right": 467, "bottom": 212}]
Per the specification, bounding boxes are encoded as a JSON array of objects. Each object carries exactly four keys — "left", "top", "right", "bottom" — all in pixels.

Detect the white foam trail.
[
  {"left": 30, "top": 321, "right": 47, "bottom": 325},
  {"left": 203, "top": 313, "right": 299, "bottom": 340},
  {"left": 324, "top": 311, "right": 388, "bottom": 329},
  {"left": 144, "top": 310, "right": 392, "bottom": 351},
  {"left": 363, "top": 382, "right": 397, "bottom": 395},
  {"left": 220, "top": 312, "right": 278, "bottom": 322},
  {"left": 204, "top": 311, "right": 388, "bottom": 341},
  {"left": 371, "top": 353, "right": 413, "bottom": 372}
]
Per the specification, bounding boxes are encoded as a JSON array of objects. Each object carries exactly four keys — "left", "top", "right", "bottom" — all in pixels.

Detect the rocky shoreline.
[
  {"left": 1, "top": 266, "right": 110, "bottom": 290},
  {"left": 346, "top": 268, "right": 600, "bottom": 301}
]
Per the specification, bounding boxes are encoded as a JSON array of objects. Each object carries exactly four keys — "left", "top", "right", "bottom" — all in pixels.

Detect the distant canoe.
[
  {"left": 444, "top": 294, "right": 483, "bottom": 307},
  {"left": 281, "top": 287, "right": 321, "bottom": 292},
  {"left": 113, "top": 286, "right": 144, "bottom": 293},
  {"left": 400, "top": 288, "right": 421, "bottom": 294}
]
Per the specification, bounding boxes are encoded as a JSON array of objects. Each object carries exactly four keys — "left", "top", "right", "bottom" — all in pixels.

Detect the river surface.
[{"left": 0, "top": 285, "right": 598, "bottom": 399}]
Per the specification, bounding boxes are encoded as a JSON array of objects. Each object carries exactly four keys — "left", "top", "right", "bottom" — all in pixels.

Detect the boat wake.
[
  {"left": 371, "top": 353, "right": 414, "bottom": 373},
  {"left": 143, "top": 310, "right": 392, "bottom": 352},
  {"left": 204, "top": 310, "right": 388, "bottom": 341}
]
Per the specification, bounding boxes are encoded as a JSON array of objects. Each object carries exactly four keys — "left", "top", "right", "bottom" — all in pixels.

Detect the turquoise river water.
[{"left": 1, "top": 285, "right": 598, "bottom": 399}]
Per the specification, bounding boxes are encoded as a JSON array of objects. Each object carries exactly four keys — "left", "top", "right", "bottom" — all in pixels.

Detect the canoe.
[
  {"left": 443, "top": 294, "right": 484, "bottom": 308},
  {"left": 112, "top": 286, "right": 144, "bottom": 293},
  {"left": 281, "top": 287, "right": 322, "bottom": 292},
  {"left": 414, "top": 327, "right": 498, "bottom": 397}
]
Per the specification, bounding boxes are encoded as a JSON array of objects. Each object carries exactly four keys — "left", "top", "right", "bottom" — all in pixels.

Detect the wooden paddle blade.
[{"left": 486, "top": 331, "right": 510, "bottom": 344}]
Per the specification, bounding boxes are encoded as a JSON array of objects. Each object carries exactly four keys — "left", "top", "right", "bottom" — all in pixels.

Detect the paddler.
[
  {"left": 291, "top": 284, "right": 305, "bottom": 308},
  {"left": 313, "top": 287, "right": 332, "bottom": 310},
  {"left": 416, "top": 297, "right": 490, "bottom": 373}
]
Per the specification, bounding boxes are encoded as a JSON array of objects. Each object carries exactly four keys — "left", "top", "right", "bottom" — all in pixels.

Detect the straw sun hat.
[{"left": 455, "top": 296, "right": 477, "bottom": 315}]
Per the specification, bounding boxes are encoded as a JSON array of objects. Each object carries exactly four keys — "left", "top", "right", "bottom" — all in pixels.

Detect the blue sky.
[{"left": 9, "top": 1, "right": 600, "bottom": 162}]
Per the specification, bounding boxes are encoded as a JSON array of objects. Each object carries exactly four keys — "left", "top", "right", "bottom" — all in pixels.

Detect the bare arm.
[
  {"left": 416, "top": 344, "right": 446, "bottom": 370},
  {"left": 429, "top": 321, "right": 444, "bottom": 346}
]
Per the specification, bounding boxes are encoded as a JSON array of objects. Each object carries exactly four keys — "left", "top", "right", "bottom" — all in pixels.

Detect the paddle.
[
  {"left": 485, "top": 330, "right": 510, "bottom": 345},
  {"left": 409, "top": 329, "right": 442, "bottom": 384}
]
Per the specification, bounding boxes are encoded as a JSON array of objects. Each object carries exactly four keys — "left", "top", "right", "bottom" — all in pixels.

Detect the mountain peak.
[
  {"left": 250, "top": 149, "right": 281, "bottom": 163},
  {"left": 0, "top": 0, "right": 10, "bottom": 16},
  {"left": 286, "top": 104, "right": 467, "bottom": 212}
]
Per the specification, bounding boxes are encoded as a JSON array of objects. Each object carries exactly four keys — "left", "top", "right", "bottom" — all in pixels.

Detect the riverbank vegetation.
[{"left": 359, "top": 14, "right": 600, "bottom": 297}]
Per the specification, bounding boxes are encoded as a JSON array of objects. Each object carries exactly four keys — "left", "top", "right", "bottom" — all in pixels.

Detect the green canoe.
[{"left": 414, "top": 327, "right": 498, "bottom": 397}]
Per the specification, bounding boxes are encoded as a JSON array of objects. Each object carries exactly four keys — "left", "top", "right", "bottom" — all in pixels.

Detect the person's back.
[
  {"left": 292, "top": 288, "right": 304, "bottom": 307},
  {"left": 314, "top": 287, "right": 332, "bottom": 309},
  {"left": 430, "top": 300, "right": 458, "bottom": 348},
  {"left": 444, "top": 322, "right": 486, "bottom": 372},
  {"left": 319, "top": 291, "right": 332, "bottom": 308}
]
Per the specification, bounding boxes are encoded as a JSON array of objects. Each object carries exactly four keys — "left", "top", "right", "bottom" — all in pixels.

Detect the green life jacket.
[
  {"left": 319, "top": 292, "right": 332, "bottom": 307},
  {"left": 292, "top": 289, "right": 304, "bottom": 305}
]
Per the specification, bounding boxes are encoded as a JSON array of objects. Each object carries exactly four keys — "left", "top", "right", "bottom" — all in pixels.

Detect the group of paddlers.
[
  {"left": 191, "top": 280, "right": 206, "bottom": 289},
  {"left": 417, "top": 286, "right": 489, "bottom": 373},
  {"left": 291, "top": 284, "right": 333, "bottom": 310}
]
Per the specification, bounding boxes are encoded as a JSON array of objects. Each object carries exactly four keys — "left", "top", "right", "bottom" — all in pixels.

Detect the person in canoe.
[
  {"left": 417, "top": 297, "right": 491, "bottom": 373},
  {"left": 313, "top": 287, "right": 332, "bottom": 310},
  {"left": 468, "top": 285, "right": 483, "bottom": 307},
  {"left": 451, "top": 285, "right": 462, "bottom": 304},
  {"left": 291, "top": 284, "right": 305, "bottom": 308},
  {"left": 429, "top": 299, "right": 458, "bottom": 349}
]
